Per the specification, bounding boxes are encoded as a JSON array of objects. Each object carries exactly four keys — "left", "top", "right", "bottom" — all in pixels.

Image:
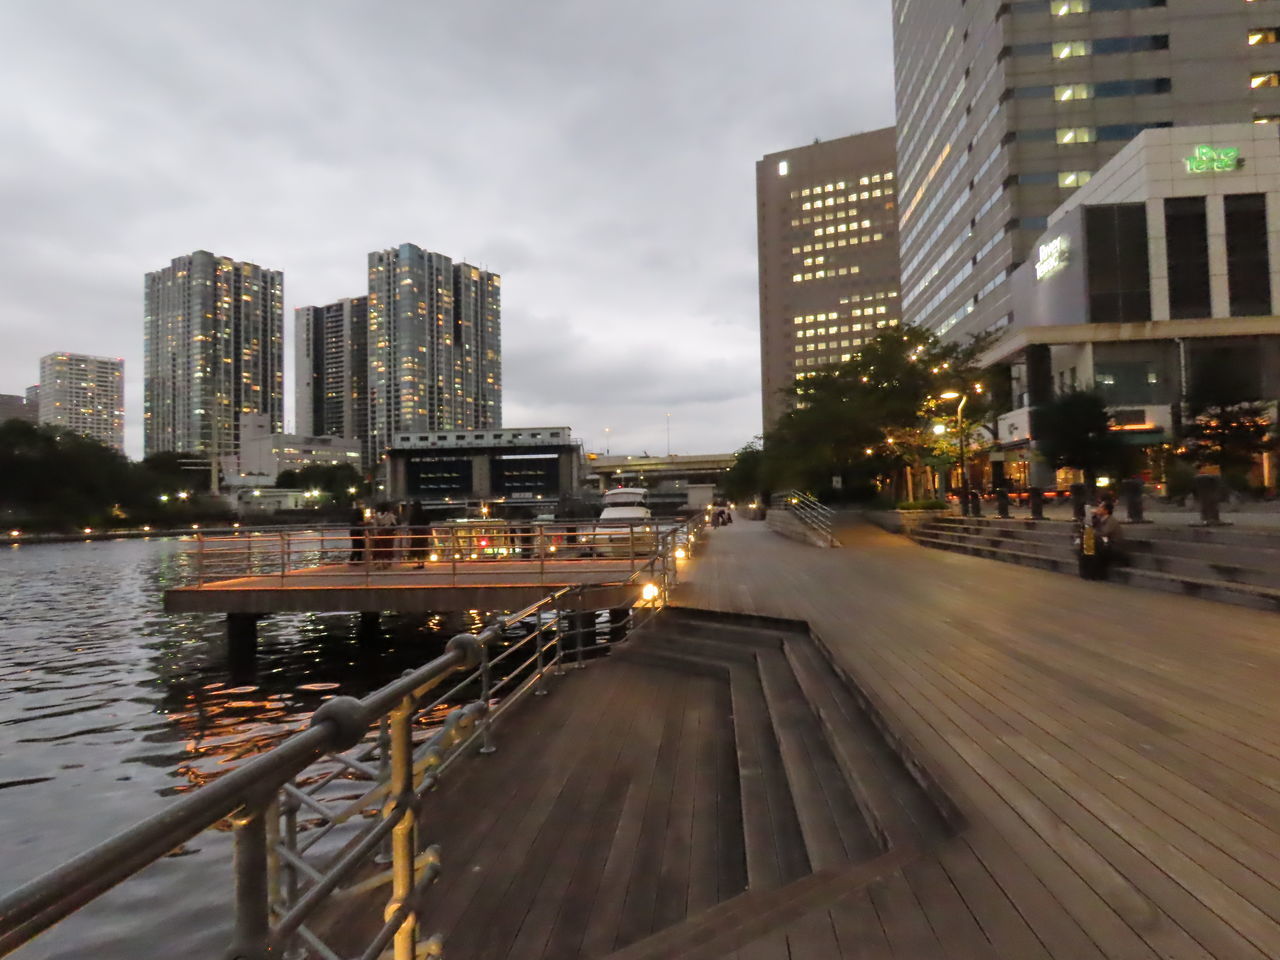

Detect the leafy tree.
[
  {"left": 296, "top": 463, "right": 364, "bottom": 500},
  {"left": 1032, "top": 390, "right": 1123, "bottom": 490},
  {"left": 0, "top": 421, "right": 140, "bottom": 527},
  {"left": 275, "top": 469, "right": 300, "bottom": 488},
  {"left": 1179, "top": 363, "right": 1278, "bottom": 488},
  {"left": 721, "top": 440, "right": 765, "bottom": 503}
]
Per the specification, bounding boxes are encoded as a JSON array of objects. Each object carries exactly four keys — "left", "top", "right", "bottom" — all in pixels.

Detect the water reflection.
[{"left": 0, "top": 538, "right": 475, "bottom": 959}]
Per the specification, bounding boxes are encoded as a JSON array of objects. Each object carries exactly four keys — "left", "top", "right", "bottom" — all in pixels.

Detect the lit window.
[
  {"left": 1056, "top": 126, "right": 1096, "bottom": 144},
  {"left": 1058, "top": 170, "right": 1093, "bottom": 188},
  {"left": 1054, "top": 0, "right": 1087, "bottom": 14},
  {"left": 1251, "top": 72, "right": 1280, "bottom": 88},
  {"left": 1249, "top": 29, "right": 1279, "bottom": 46},
  {"left": 1052, "top": 40, "right": 1090, "bottom": 59},
  {"left": 778, "top": 160, "right": 790, "bottom": 176},
  {"left": 1056, "top": 83, "right": 1093, "bottom": 101}
]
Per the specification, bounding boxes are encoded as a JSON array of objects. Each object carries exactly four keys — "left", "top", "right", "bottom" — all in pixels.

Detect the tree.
[
  {"left": 1032, "top": 390, "right": 1123, "bottom": 489},
  {"left": 721, "top": 440, "right": 765, "bottom": 503},
  {"left": 275, "top": 469, "right": 300, "bottom": 488},
  {"left": 0, "top": 421, "right": 141, "bottom": 527},
  {"left": 1179, "top": 363, "right": 1278, "bottom": 489}
]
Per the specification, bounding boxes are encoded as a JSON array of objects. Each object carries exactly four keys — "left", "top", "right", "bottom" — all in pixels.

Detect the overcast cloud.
[{"left": 0, "top": 0, "right": 894, "bottom": 459}]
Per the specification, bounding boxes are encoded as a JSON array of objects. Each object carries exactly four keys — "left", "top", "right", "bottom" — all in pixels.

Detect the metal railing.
[
  {"left": 771, "top": 490, "right": 836, "bottom": 545},
  {"left": 0, "top": 515, "right": 704, "bottom": 960},
  {"left": 187, "top": 520, "right": 690, "bottom": 588}
]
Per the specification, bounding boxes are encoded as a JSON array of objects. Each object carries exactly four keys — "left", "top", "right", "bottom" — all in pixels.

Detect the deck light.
[
  {"left": 8, "top": 530, "right": 20, "bottom": 537},
  {"left": 641, "top": 583, "right": 660, "bottom": 602},
  {"left": 429, "top": 553, "right": 439, "bottom": 562},
  {"left": 675, "top": 546, "right": 687, "bottom": 560},
  {"left": 940, "top": 391, "right": 960, "bottom": 400},
  {"left": 159, "top": 494, "right": 170, "bottom": 502},
  {"left": 83, "top": 528, "right": 93, "bottom": 534},
  {"left": 192, "top": 524, "right": 200, "bottom": 530},
  {"left": 142, "top": 525, "right": 151, "bottom": 532},
  {"left": 177, "top": 491, "right": 190, "bottom": 500}
]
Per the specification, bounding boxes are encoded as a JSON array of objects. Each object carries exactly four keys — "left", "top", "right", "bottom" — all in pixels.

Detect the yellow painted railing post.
[{"left": 385, "top": 695, "right": 418, "bottom": 960}]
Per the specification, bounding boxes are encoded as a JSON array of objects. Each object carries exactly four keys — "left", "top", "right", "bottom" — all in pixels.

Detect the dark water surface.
[{"left": 0, "top": 537, "right": 468, "bottom": 959}]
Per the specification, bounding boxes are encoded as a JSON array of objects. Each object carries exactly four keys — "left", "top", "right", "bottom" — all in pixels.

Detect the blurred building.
[
  {"left": 892, "top": 0, "right": 1280, "bottom": 345},
  {"left": 0, "top": 394, "right": 35, "bottom": 424},
  {"left": 24, "top": 384, "right": 40, "bottom": 411},
  {"left": 230, "top": 414, "right": 362, "bottom": 484},
  {"left": 295, "top": 296, "right": 369, "bottom": 465},
  {"left": 144, "top": 250, "right": 284, "bottom": 459},
  {"left": 36, "top": 353, "right": 125, "bottom": 452},
  {"left": 756, "top": 128, "right": 901, "bottom": 430},
  {"left": 366, "top": 244, "right": 501, "bottom": 465},
  {"left": 386, "top": 427, "right": 578, "bottom": 503}
]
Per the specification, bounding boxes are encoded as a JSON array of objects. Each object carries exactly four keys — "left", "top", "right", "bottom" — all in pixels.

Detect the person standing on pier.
[
  {"left": 348, "top": 504, "right": 367, "bottom": 564},
  {"left": 372, "top": 503, "right": 398, "bottom": 568}
]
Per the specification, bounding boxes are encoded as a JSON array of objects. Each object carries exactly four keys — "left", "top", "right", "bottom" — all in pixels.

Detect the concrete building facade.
[
  {"left": 0, "top": 394, "right": 35, "bottom": 424},
  {"left": 36, "top": 353, "right": 124, "bottom": 451},
  {"left": 757, "top": 128, "right": 902, "bottom": 430},
  {"left": 144, "top": 251, "right": 284, "bottom": 458},
  {"left": 386, "top": 427, "right": 578, "bottom": 504},
  {"left": 892, "top": 0, "right": 1280, "bottom": 345},
  {"left": 366, "top": 244, "right": 501, "bottom": 466},
  {"left": 295, "top": 296, "right": 369, "bottom": 465},
  {"left": 985, "top": 123, "right": 1280, "bottom": 489}
]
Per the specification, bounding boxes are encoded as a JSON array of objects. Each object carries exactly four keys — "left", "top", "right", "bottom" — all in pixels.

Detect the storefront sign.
[
  {"left": 1035, "top": 235, "right": 1070, "bottom": 281},
  {"left": 1185, "top": 145, "right": 1240, "bottom": 174}
]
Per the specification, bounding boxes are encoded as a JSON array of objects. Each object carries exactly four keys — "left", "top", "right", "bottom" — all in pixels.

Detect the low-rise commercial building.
[
  {"left": 984, "top": 123, "right": 1280, "bottom": 490},
  {"left": 385, "top": 427, "right": 581, "bottom": 504}
]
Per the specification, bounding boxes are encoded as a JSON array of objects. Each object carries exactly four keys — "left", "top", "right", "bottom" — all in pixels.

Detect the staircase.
[
  {"left": 909, "top": 516, "right": 1280, "bottom": 612},
  {"left": 603, "top": 607, "right": 957, "bottom": 959}
]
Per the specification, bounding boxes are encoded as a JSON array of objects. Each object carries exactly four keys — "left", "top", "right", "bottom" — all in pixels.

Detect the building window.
[
  {"left": 1052, "top": 40, "right": 1091, "bottom": 58},
  {"left": 1224, "top": 193, "right": 1272, "bottom": 316},
  {"left": 1086, "top": 204, "right": 1151, "bottom": 325},
  {"left": 1059, "top": 170, "right": 1093, "bottom": 188},
  {"left": 1165, "top": 197, "right": 1212, "bottom": 319},
  {"left": 1056, "top": 83, "right": 1093, "bottom": 101},
  {"left": 1249, "top": 29, "right": 1280, "bottom": 46},
  {"left": 778, "top": 160, "right": 789, "bottom": 176},
  {"left": 1056, "top": 126, "right": 1096, "bottom": 144},
  {"left": 1054, "top": 0, "right": 1088, "bottom": 13},
  {"left": 1251, "top": 72, "right": 1280, "bottom": 89}
]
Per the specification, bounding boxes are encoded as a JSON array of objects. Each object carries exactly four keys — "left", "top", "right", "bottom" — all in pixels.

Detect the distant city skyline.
[{"left": 0, "top": 1, "right": 895, "bottom": 460}]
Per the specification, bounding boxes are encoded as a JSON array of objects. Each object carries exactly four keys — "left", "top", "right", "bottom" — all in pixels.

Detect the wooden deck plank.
[{"left": 676, "top": 520, "right": 1280, "bottom": 959}]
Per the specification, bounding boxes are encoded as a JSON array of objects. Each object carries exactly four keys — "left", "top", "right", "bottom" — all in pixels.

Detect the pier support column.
[
  {"left": 357, "top": 611, "right": 382, "bottom": 643},
  {"left": 226, "top": 613, "right": 262, "bottom": 681},
  {"left": 608, "top": 606, "right": 632, "bottom": 643}
]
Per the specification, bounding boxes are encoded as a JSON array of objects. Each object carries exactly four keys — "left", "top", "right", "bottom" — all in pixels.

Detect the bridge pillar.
[
  {"left": 226, "top": 613, "right": 261, "bottom": 680},
  {"left": 357, "top": 611, "right": 382, "bottom": 643}
]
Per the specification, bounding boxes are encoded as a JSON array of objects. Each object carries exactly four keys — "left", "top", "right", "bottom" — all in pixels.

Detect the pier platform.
[
  {"left": 335, "top": 516, "right": 1280, "bottom": 959},
  {"left": 163, "top": 559, "right": 647, "bottom": 614}
]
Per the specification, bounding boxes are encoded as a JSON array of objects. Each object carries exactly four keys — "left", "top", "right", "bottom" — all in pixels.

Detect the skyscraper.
[
  {"left": 892, "top": 1, "right": 1280, "bottom": 343},
  {"left": 36, "top": 352, "right": 125, "bottom": 452},
  {"left": 366, "top": 244, "right": 501, "bottom": 460},
  {"left": 295, "top": 296, "right": 370, "bottom": 463},
  {"left": 144, "top": 251, "right": 283, "bottom": 459},
  {"left": 756, "top": 129, "right": 902, "bottom": 430}
]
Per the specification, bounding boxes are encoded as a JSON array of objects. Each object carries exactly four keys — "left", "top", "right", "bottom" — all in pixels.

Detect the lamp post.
[{"left": 940, "top": 391, "right": 969, "bottom": 515}]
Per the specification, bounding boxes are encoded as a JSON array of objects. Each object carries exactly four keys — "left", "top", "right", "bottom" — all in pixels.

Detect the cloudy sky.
[{"left": 0, "top": 0, "right": 894, "bottom": 460}]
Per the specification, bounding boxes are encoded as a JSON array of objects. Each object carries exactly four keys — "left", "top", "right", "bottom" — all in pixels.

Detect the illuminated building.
[
  {"left": 36, "top": 352, "right": 125, "bottom": 452},
  {"left": 756, "top": 129, "right": 902, "bottom": 430},
  {"left": 144, "top": 251, "right": 283, "bottom": 458},
  {"left": 295, "top": 296, "right": 370, "bottom": 466},
  {"left": 892, "top": 0, "right": 1280, "bottom": 344},
  {"left": 986, "top": 123, "right": 1280, "bottom": 489},
  {"left": 366, "top": 243, "right": 501, "bottom": 463}
]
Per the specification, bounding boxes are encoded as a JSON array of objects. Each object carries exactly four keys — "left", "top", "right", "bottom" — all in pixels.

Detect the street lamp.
[{"left": 940, "top": 391, "right": 969, "bottom": 515}]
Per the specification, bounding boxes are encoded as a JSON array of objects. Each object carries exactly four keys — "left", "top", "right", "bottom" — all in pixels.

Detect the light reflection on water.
[{"left": 0, "top": 538, "right": 473, "bottom": 959}]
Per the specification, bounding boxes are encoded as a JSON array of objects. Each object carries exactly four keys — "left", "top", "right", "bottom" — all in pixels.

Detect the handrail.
[
  {"left": 771, "top": 490, "right": 836, "bottom": 545},
  {"left": 0, "top": 511, "right": 706, "bottom": 960}
]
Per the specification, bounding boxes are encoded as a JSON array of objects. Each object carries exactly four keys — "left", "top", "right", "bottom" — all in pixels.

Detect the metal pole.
[
  {"left": 958, "top": 395, "right": 969, "bottom": 517},
  {"left": 479, "top": 638, "right": 496, "bottom": 754},
  {"left": 538, "top": 523, "right": 545, "bottom": 585},
  {"left": 225, "top": 805, "right": 270, "bottom": 960},
  {"left": 279, "top": 531, "right": 287, "bottom": 584},
  {"left": 386, "top": 695, "right": 418, "bottom": 960},
  {"left": 197, "top": 533, "right": 206, "bottom": 587},
  {"left": 629, "top": 523, "right": 636, "bottom": 575},
  {"left": 534, "top": 616, "right": 548, "bottom": 696}
]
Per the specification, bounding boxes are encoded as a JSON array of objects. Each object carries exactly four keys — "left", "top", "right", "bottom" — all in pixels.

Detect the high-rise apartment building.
[
  {"left": 756, "top": 128, "right": 902, "bottom": 430},
  {"left": 892, "top": 1, "right": 1280, "bottom": 344},
  {"left": 36, "top": 353, "right": 125, "bottom": 451},
  {"left": 295, "top": 296, "right": 370, "bottom": 463},
  {"left": 144, "top": 251, "right": 284, "bottom": 458},
  {"left": 366, "top": 243, "right": 501, "bottom": 461}
]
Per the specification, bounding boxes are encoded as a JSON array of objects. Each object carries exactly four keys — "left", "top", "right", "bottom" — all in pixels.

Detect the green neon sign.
[{"left": 1185, "top": 145, "right": 1240, "bottom": 174}]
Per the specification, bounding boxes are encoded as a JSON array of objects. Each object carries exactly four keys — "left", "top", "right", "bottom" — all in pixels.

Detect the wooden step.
[
  {"left": 784, "top": 638, "right": 954, "bottom": 856},
  {"left": 598, "top": 845, "right": 917, "bottom": 960}
]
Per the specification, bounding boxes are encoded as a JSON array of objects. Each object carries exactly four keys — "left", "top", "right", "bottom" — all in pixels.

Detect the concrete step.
[
  {"left": 912, "top": 527, "right": 1280, "bottom": 613},
  {"left": 912, "top": 527, "right": 1074, "bottom": 563},
  {"left": 1122, "top": 550, "right": 1280, "bottom": 591}
]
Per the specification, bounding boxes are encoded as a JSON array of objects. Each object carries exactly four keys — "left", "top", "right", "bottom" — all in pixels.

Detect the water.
[{"left": 0, "top": 537, "right": 472, "bottom": 959}]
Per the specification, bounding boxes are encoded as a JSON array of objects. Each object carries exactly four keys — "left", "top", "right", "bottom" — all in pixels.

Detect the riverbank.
[{"left": 5, "top": 522, "right": 347, "bottom": 546}]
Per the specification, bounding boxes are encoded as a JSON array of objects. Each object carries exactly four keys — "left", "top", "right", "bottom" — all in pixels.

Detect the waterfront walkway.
[{"left": 677, "top": 518, "right": 1280, "bottom": 959}]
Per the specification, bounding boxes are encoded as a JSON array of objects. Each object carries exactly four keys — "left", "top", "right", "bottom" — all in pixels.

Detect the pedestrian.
[
  {"left": 372, "top": 502, "right": 398, "bottom": 568},
  {"left": 1093, "top": 498, "right": 1123, "bottom": 579},
  {"left": 348, "top": 504, "right": 367, "bottom": 564}
]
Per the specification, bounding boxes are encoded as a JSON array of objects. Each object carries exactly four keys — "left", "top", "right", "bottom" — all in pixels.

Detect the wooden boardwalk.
[{"left": 676, "top": 518, "right": 1280, "bottom": 959}]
